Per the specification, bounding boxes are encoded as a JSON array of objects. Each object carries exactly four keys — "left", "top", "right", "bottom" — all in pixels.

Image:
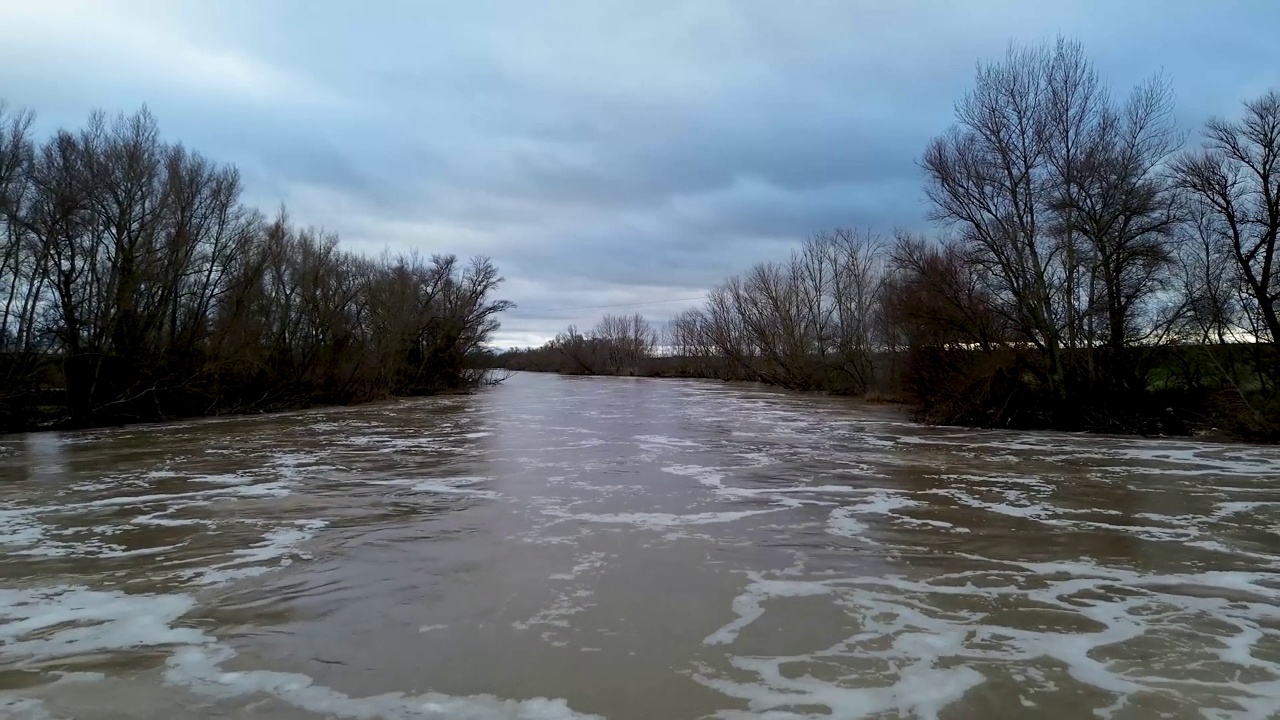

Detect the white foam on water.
[
  {"left": 224, "top": 480, "right": 294, "bottom": 498},
  {"left": 1100, "top": 444, "right": 1280, "bottom": 477},
  {"left": 848, "top": 491, "right": 919, "bottom": 515},
  {"left": 662, "top": 464, "right": 727, "bottom": 489},
  {"left": 767, "top": 484, "right": 874, "bottom": 496},
  {"left": 546, "top": 508, "right": 782, "bottom": 530},
  {"left": 550, "top": 550, "right": 609, "bottom": 579},
  {"left": 77, "top": 490, "right": 214, "bottom": 509},
  {"left": 824, "top": 490, "right": 927, "bottom": 541},
  {"left": 1089, "top": 464, "right": 1280, "bottom": 480},
  {"left": 924, "top": 487, "right": 1055, "bottom": 520},
  {"left": 513, "top": 587, "right": 595, "bottom": 633},
  {"left": 152, "top": 620, "right": 601, "bottom": 719},
  {"left": 190, "top": 519, "right": 327, "bottom": 585},
  {"left": 57, "top": 476, "right": 294, "bottom": 514},
  {"left": 365, "top": 475, "right": 501, "bottom": 499},
  {"left": 700, "top": 555, "right": 1280, "bottom": 719},
  {"left": 935, "top": 481, "right": 1202, "bottom": 540},
  {"left": 0, "top": 472, "right": 306, "bottom": 560},
  {"left": 0, "top": 506, "right": 188, "bottom": 559},
  {"left": 1, "top": 542, "right": 595, "bottom": 720},
  {"left": 661, "top": 464, "right": 868, "bottom": 511},
  {"left": 9, "top": 376, "right": 1280, "bottom": 719},
  {"left": 186, "top": 472, "right": 255, "bottom": 485},
  {"left": 697, "top": 656, "right": 984, "bottom": 720},
  {"left": 734, "top": 450, "right": 777, "bottom": 467},
  {"left": 562, "top": 551, "right": 608, "bottom": 579},
  {"left": 339, "top": 435, "right": 461, "bottom": 453},
  {"left": 890, "top": 433, "right": 1280, "bottom": 477},
  {"left": 505, "top": 548, "right": 609, "bottom": 646},
  {"left": 704, "top": 574, "right": 835, "bottom": 646},
  {"left": 0, "top": 586, "right": 206, "bottom": 662},
  {"left": 0, "top": 507, "right": 46, "bottom": 547},
  {"left": 893, "top": 516, "right": 969, "bottom": 532},
  {"left": 0, "top": 696, "right": 55, "bottom": 720},
  {"left": 635, "top": 434, "right": 704, "bottom": 449},
  {"left": 410, "top": 477, "right": 501, "bottom": 499},
  {"left": 1069, "top": 520, "right": 1198, "bottom": 542},
  {"left": 305, "top": 420, "right": 381, "bottom": 432},
  {"left": 67, "top": 478, "right": 119, "bottom": 492},
  {"left": 1213, "top": 501, "right": 1280, "bottom": 519},
  {"left": 825, "top": 507, "right": 869, "bottom": 540},
  {"left": 1181, "top": 539, "right": 1280, "bottom": 564},
  {"left": 701, "top": 521, "right": 1009, "bottom": 719},
  {"left": 131, "top": 507, "right": 209, "bottom": 527},
  {"left": 923, "top": 482, "right": 1275, "bottom": 549},
  {"left": 937, "top": 472, "right": 1056, "bottom": 493},
  {"left": 48, "top": 671, "right": 107, "bottom": 684}
]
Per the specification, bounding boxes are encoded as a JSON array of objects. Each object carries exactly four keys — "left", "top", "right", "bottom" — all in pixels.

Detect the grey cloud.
[{"left": 1, "top": 0, "right": 1276, "bottom": 347}]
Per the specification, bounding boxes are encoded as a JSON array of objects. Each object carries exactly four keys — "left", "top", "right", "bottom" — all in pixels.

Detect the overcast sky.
[{"left": 1, "top": 1, "right": 1275, "bottom": 348}]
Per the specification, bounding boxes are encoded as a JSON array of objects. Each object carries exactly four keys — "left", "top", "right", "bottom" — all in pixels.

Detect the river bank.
[{"left": 1, "top": 370, "right": 511, "bottom": 437}]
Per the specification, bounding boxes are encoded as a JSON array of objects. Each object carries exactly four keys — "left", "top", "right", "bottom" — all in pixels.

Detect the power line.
[{"left": 507, "top": 295, "right": 707, "bottom": 315}]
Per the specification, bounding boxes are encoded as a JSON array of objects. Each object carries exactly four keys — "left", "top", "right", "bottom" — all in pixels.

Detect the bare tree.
[
  {"left": 0, "top": 102, "right": 37, "bottom": 353},
  {"left": 1174, "top": 90, "right": 1280, "bottom": 363},
  {"left": 592, "top": 313, "right": 657, "bottom": 374},
  {"left": 1069, "top": 76, "right": 1182, "bottom": 388},
  {"left": 825, "top": 228, "right": 885, "bottom": 390},
  {"left": 0, "top": 102, "right": 515, "bottom": 429},
  {"left": 923, "top": 41, "right": 1069, "bottom": 401},
  {"left": 923, "top": 38, "right": 1182, "bottom": 404},
  {"left": 548, "top": 324, "right": 598, "bottom": 375}
]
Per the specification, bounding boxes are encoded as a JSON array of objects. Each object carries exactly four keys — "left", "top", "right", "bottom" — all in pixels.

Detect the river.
[{"left": 2, "top": 372, "right": 1279, "bottom": 719}]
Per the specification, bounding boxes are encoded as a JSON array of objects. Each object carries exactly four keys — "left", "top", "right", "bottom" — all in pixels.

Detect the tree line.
[
  {"left": 499, "top": 312, "right": 664, "bottom": 377},
  {"left": 0, "top": 104, "right": 512, "bottom": 432},
  {"left": 498, "top": 38, "right": 1280, "bottom": 440}
]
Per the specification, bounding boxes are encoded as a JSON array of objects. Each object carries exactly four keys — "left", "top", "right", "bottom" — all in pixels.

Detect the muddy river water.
[{"left": 2, "top": 372, "right": 1280, "bottom": 719}]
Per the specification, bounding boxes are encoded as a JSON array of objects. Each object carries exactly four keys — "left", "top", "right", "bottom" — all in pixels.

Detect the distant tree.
[
  {"left": 549, "top": 324, "right": 597, "bottom": 374},
  {"left": 591, "top": 313, "right": 657, "bottom": 374}
]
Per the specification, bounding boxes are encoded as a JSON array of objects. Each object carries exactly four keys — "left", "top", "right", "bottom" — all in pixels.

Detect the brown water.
[{"left": 2, "top": 373, "right": 1280, "bottom": 719}]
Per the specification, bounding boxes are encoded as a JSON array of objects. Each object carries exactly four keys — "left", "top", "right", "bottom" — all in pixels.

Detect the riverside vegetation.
[
  {"left": 497, "top": 39, "right": 1280, "bottom": 441},
  {"left": 0, "top": 105, "right": 512, "bottom": 432}
]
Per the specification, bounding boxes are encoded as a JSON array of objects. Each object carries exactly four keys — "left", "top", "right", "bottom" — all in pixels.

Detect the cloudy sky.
[{"left": 1, "top": 1, "right": 1275, "bottom": 348}]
